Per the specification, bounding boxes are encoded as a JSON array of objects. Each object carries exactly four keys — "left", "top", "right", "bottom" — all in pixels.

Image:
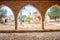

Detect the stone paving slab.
[{"left": 0, "top": 32, "right": 60, "bottom": 40}]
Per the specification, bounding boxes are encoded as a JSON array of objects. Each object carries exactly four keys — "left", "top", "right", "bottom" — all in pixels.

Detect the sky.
[
  {"left": 20, "top": 5, "right": 38, "bottom": 16},
  {"left": 1, "top": 5, "right": 38, "bottom": 17},
  {"left": 1, "top": 6, "right": 13, "bottom": 16}
]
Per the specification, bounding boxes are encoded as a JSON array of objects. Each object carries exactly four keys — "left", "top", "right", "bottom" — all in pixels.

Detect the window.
[
  {"left": 44, "top": 5, "right": 60, "bottom": 30},
  {"left": 0, "top": 5, "right": 15, "bottom": 30},
  {"left": 17, "top": 5, "right": 42, "bottom": 30}
]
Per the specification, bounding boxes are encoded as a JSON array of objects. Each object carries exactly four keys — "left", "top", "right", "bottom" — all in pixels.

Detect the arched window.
[
  {"left": 17, "top": 5, "right": 42, "bottom": 30},
  {"left": 0, "top": 5, "right": 15, "bottom": 30},
  {"left": 44, "top": 5, "right": 60, "bottom": 30}
]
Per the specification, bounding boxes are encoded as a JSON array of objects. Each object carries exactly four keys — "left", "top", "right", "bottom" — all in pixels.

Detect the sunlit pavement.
[
  {"left": 1, "top": 22, "right": 60, "bottom": 30},
  {"left": 44, "top": 23, "right": 60, "bottom": 30},
  {"left": 0, "top": 22, "right": 15, "bottom": 30},
  {"left": 18, "top": 22, "right": 42, "bottom": 30}
]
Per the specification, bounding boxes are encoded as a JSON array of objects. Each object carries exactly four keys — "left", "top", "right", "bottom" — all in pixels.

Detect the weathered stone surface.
[{"left": 0, "top": 32, "right": 60, "bottom": 40}]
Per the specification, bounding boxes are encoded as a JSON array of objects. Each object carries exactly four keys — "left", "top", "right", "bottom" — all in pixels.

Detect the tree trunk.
[
  {"left": 20, "top": 13, "right": 22, "bottom": 24},
  {"left": 0, "top": 18, "right": 2, "bottom": 23},
  {"left": 55, "top": 18, "right": 56, "bottom": 21}
]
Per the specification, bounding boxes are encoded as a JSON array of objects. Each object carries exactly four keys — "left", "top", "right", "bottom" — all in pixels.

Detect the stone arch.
[
  {"left": 0, "top": 5, "right": 15, "bottom": 30},
  {"left": 17, "top": 4, "right": 42, "bottom": 30},
  {"left": 44, "top": 4, "right": 60, "bottom": 30}
]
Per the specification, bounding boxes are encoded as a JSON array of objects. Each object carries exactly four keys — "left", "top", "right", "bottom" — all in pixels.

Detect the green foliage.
[
  {"left": 0, "top": 8, "right": 7, "bottom": 18},
  {"left": 25, "top": 16, "right": 31, "bottom": 23},
  {"left": 18, "top": 15, "right": 27, "bottom": 22},
  {"left": 18, "top": 15, "right": 32, "bottom": 23},
  {"left": 48, "top": 6, "right": 60, "bottom": 20},
  {"left": 0, "top": 8, "right": 7, "bottom": 23},
  {"left": 22, "top": 15, "right": 26, "bottom": 21}
]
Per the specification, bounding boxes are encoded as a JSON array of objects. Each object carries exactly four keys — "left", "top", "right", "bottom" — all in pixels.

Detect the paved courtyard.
[
  {"left": 18, "top": 23, "right": 42, "bottom": 30},
  {"left": 0, "top": 22, "right": 15, "bottom": 30},
  {"left": 44, "top": 23, "right": 60, "bottom": 30}
]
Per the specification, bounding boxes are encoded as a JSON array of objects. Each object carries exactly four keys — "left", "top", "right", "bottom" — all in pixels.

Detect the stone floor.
[
  {"left": 18, "top": 23, "right": 42, "bottom": 30},
  {"left": 0, "top": 32, "right": 60, "bottom": 40}
]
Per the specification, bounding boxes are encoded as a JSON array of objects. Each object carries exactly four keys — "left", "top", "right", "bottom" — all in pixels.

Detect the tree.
[
  {"left": 22, "top": 15, "right": 26, "bottom": 22},
  {"left": 25, "top": 16, "right": 31, "bottom": 23},
  {"left": 18, "top": 15, "right": 27, "bottom": 24},
  {"left": 48, "top": 6, "right": 60, "bottom": 21},
  {"left": 0, "top": 8, "right": 7, "bottom": 23},
  {"left": 19, "top": 13, "right": 22, "bottom": 24}
]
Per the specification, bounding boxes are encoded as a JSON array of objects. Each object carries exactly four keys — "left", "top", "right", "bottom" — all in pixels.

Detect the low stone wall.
[{"left": 0, "top": 32, "right": 60, "bottom": 40}]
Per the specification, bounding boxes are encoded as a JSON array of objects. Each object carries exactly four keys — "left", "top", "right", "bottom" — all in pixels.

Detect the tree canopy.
[
  {"left": 48, "top": 6, "right": 60, "bottom": 20},
  {"left": 0, "top": 7, "right": 7, "bottom": 23},
  {"left": 0, "top": 8, "right": 7, "bottom": 18},
  {"left": 25, "top": 16, "right": 31, "bottom": 23}
]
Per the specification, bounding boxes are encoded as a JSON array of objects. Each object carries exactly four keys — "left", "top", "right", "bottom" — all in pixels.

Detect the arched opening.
[
  {"left": 0, "top": 5, "right": 15, "bottom": 30},
  {"left": 17, "top": 5, "right": 42, "bottom": 30},
  {"left": 44, "top": 5, "right": 60, "bottom": 30}
]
